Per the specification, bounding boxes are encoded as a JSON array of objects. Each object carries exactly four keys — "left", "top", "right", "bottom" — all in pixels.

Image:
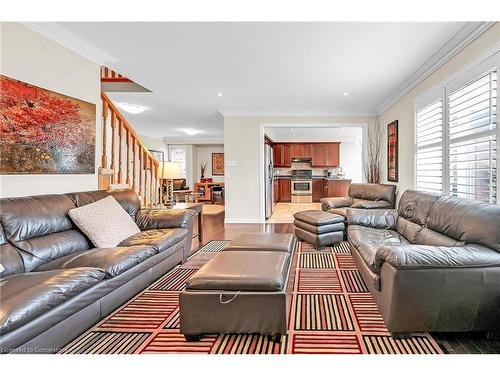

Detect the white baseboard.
[{"left": 224, "top": 217, "right": 264, "bottom": 224}]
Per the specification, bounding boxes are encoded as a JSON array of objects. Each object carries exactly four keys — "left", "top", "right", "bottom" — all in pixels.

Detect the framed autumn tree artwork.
[
  {"left": 0, "top": 75, "right": 96, "bottom": 174},
  {"left": 212, "top": 153, "right": 224, "bottom": 175},
  {"left": 387, "top": 120, "right": 398, "bottom": 182}
]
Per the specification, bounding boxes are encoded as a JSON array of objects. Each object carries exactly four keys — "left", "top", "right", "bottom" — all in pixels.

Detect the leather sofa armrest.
[
  {"left": 347, "top": 208, "right": 397, "bottom": 230},
  {"left": 320, "top": 196, "right": 353, "bottom": 210},
  {"left": 135, "top": 208, "right": 196, "bottom": 231},
  {"left": 350, "top": 200, "right": 392, "bottom": 209},
  {"left": 375, "top": 244, "right": 500, "bottom": 270}
]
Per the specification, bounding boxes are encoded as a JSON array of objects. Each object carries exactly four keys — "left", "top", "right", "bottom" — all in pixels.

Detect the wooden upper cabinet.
[
  {"left": 273, "top": 144, "right": 291, "bottom": 167},
  {"left": 312, "top": 144, "right": 325, "bottom": 167},
  {"left": 325, "top": 143, "right": 340, "bottom": 167},
  {"left": 290, "top": 144, "right": 304, "bottom": 159},
  {"left": 303, "top": 144, "right": 313, "bottom": 158}
]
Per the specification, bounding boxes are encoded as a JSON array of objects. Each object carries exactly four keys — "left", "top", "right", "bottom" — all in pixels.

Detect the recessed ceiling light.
[
  {"left": 343, "top": 92, "right": 349, "bottom": 96},
  {"left": 116, "top": 102, "right": 147, "bottom": 114},
  {"left": 179, "top": 128, "right": 202, "bottom": 136},
  {"left": 218, "top": 92, "right": 223, "bottom": 97}
]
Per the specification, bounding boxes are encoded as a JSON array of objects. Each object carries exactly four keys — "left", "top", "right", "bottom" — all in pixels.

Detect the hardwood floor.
[{"left": 190, "top": 212, "right": 500, "bottom": 354}]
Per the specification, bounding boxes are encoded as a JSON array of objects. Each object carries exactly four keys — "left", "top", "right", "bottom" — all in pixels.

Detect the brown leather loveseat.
[
  {"left": 347, "top": 190, "right": 500, "bottom": 335},
  {"left": 0, "top": 189, "right": 195, "bottom": 353},
  {"left": 321, "top": 183, "right": 397, "bottom": 218}
]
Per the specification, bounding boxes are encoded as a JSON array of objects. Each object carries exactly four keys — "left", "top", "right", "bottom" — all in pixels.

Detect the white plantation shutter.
[
  {"left": 414, "top": 54, "right": 498, "bottom": 204},
  {"left": 448, "top": 69, "right": 497, "bottom": 203},
  {"left": 415, "top": 100, "right": 444, "bottom": 194}
]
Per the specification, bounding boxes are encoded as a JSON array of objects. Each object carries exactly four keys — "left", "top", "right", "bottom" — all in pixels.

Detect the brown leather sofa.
[
  {"left": 321, "top": 183, "right": 397, "bottom": 218},
  {"left": 0, "top": 189, "right": 195, "bottom": 353},
  {"left": 347, "top": 190, "right": 500, "bottom": 335}
]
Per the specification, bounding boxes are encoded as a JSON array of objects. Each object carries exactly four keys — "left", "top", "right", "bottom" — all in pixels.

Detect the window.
[
  {"left": 414, "top": 56, "right": 498, "bottom": 204},
  {"left": 168, "top": 145, "right": 187, "bottom": 178}
]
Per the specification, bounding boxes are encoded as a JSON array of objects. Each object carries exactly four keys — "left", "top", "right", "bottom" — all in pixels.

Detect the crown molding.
[
  {"left": 218, "top": 109, "right": 377, "bottom": 118},
  {"left": 22, "top": 22, "right": 117, "bottom": 64},
  {"left": 376, "top": 22, "right": 496, "bottom": 114},
  {"left": 162, "top": 137, "right": 224, "bottom": 145}
]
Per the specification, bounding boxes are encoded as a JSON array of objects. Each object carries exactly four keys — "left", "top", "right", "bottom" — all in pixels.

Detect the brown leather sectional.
[
  {"left": 321, "top": 182, "right": 397, "bottom": 218},
  {"left": 347, "top": 190, "right": 500, "bottom": 335},
  {"left": 0, "top": 189, "right": 195, "bottom": 353}
]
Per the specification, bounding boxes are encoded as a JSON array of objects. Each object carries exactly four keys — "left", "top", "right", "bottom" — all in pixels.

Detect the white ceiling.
[
  {"left": 55, "top": 22, "right": 470, "bottom": 139},
  {"left": 266, "top": 126, "right": 363, "bottom": 143}
]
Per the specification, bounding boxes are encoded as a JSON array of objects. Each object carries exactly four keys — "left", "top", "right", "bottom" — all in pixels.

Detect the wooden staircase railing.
[{"left": 99, "top": 92, "right": 160, "bottom": 207}]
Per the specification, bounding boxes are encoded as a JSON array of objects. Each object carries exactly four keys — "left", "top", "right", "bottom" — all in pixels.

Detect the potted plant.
[{"left": 200, "top": 161, "right": 207, "bottom": 182}]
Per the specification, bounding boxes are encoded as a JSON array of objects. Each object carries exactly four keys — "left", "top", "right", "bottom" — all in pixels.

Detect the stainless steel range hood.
[{"left": 291, "top": 157, "right": 312, "bottom": 163}]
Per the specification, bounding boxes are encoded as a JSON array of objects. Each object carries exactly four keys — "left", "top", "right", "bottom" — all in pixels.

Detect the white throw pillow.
[{"left": 68, "top": 195, "right": 141, "bottom": 248}]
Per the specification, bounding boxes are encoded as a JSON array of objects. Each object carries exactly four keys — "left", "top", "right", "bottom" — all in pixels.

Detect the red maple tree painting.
[{"left": 0, "top": 75, "right": 96, "bottom": 174}]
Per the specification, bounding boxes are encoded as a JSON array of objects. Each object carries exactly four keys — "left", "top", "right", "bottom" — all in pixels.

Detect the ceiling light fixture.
[
  {"left": 343, "top": 92, "right": 349, "bottom": 96},
  {"left": 218, "top": 92, "right": 223, "bottom": 97},
  {"left": 179, "top": 128, "right": 201, "bottom": 136},
  {"left": 116, "top": 102, "right": 147, "bottom": 114}
]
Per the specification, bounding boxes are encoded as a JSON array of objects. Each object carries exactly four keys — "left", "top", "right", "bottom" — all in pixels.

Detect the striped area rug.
[{"left": 60, "top": 240, "right": 443, "bottom": 355}]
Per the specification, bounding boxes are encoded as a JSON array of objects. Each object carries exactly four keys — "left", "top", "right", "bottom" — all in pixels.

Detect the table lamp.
[{"left": 159, "top": 161, "right": 182, "bottom": 208}]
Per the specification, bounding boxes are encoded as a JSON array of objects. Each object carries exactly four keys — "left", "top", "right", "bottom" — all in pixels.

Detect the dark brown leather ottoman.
[
  {"left": 293, "top": 210, "right": 344, "bottom": 249},
  {"left": 179, "top": 233, "right": 296, "bottom": 342},
  {"left": 222, "top": 233, "right": 297, "bottom": 253}
]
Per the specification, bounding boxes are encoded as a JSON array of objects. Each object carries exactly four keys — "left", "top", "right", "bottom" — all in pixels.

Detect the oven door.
[{"left": 292, "top": 180, "right": 312, "bottom": 195}]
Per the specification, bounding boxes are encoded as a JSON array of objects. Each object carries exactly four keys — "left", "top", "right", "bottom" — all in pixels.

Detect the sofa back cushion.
[
  {"left": 349, "top": 183, "right": 397, "bottom": 206},
  {"left": 0, "top": 194, "right": 90, "bottom": 271},
  {"left": 66, "top": 189, "right": 141, "bottom": 219},
  {"left": 0, "top": 223, "right": 25, "bottom": 276},
  {"left": 427, "top": 195, "right": 500, "bottom": 252},
  {"left": 396, "top": 190, "right": 440, "bottom": 243},
  {"left": 173, "top": 178, "right": 187, "bottom": 191}
]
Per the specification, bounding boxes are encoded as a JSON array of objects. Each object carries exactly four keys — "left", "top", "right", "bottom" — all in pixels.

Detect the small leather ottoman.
[
  {"left": 179, "top": 233, "right": 296, "bottom": 342},
  {"left": 293, "top": 210, "right": 344, "bottom": 249}
]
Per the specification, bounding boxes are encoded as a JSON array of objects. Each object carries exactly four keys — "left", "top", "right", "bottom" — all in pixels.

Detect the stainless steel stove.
[{"left": 291, "top": 169, "right": 312, "bottom": 203}]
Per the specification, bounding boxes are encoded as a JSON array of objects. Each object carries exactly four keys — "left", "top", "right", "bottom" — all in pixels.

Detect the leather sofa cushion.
[
  {"left": 135, "top": 209, "right": 196, "bottom": 231},
  {"left": 348, "top": 225, "right": 408, "bottom": 272},
  {"left": 347, "top": 208, "right": 397, "bottom": 230},
  {"left": 66, "top": 189, "right": 141, "bottom": 219},
  {"left": 0, "top": 267, "right": 105, "bottom": 335},
  {"left": 0, "top": 224, "right": 24, "bottom": 276},
  {"left": 326, "top": 207, "right": 348, "bottom": 218},
  {"left": 294, "top": 210, "right": 344, "bottom": 226},
  {"left": 320, "top": 196, "right": 353, "bottom": 210},
  {"left": 375, "top": 244, "right": 500, "bottom": 269},
  {"left": 223, "top": 233, "right": 297, "bottom": 252},
  {"left": 396, "top": 217, "right": 423, "bottom": 244},
  {"left": 415, "top": 228, "right": 463, "bottom": 247},
  {"left": 398, "top": 190, "right": 440, "bottom": 226},
  {"left": 351, "top": 199, "right": 392, "bottom": 209},
  {"left": 349, "top": 183, "right": 396, "bottom": 205},
  {"left": 186, "top": 251, "right": 290, "bottom": 291},
  {"left": 119, "top": 228, "right": 187, "bottom": 253},
  {"left": 35, "top": 246, "right": 156, "bottom": 278},
  {"left": 427, "top": 196, "right": 500, "bottom": 252}
]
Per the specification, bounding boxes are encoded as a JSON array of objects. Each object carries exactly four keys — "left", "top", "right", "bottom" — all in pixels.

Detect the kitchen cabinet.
[
  {"left": 278, "top": 178, "right": 291, "bottom": 202},
  {"left": 290, "top": 144, "right": 304, "bottom": 159},
  {"left": 273, "top": 144, "right": 291, "bottom": 167},
  {"left": 273, "top": 179, "right": 279, "bottom": 204},
  {"left": 325, "top": 143, "right": 340, "bottom": 167},
  {"left": 312, "top": 144, "right": 326, "bottom": 167},
  {"left": 303, "top": 144, "right": 313, "bottom": 159},
  {"left": 325, "top": 179, "right": 351, "bottom": 197},
  {"left": 312, "top": 179, "right": 324, "bottom": 202}
]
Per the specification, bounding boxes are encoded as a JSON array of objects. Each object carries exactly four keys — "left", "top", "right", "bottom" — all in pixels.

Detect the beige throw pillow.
[{"left": 68, "top": 195, "right": 141, "bottom": 248}]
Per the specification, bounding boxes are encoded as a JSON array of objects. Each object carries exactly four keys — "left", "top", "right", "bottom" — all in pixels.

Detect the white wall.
[
  {"left": 0, "top": 22, "right": 101, "bottom": 198},
  {"left": 379, "top": 23, "right": 500, "bottom": 197},
  {"left": 192, "top": 144, "right": 225, "bottom": 183},
  {"left": 141, "top": 135, "right": 168, "bottom": 156},
  {"left": 224, "top": 116, "right": 376, "bottom": 222},
  {"left": 340, "top": 140, "right": 363, "bottom": 183}
]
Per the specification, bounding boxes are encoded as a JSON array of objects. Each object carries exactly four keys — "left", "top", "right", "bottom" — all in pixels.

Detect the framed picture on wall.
[
  {"left": 212, "top": 153, "right": 224, "bottom": 175},
  {"left": 149, "top": 150, "right": 164, "bottom": 163},
  {"left": 387, "top": 120, "right": 398, "bottom": 182}
]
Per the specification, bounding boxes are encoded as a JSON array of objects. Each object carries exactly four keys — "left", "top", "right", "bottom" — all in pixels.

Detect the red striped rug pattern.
[
  {"left": 297, "top": 269, "right": 342, "bottom": 293},
  {"left": 60, "top": 240, "right": 444, "bottom": 354},
  {"left": 99, "top": 291, "right": 178, "bottom": 330}
]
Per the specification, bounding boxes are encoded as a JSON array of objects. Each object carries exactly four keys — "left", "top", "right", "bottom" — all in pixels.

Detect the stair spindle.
[
  {"left": 110, "top": 112, "right": 116, "bottom": 184},
  {"left": 126, "top": 128, "right": 130, "bottom": 185},
  {"left": 118, "top": 119, "right": 123, "bottom": 183}
]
